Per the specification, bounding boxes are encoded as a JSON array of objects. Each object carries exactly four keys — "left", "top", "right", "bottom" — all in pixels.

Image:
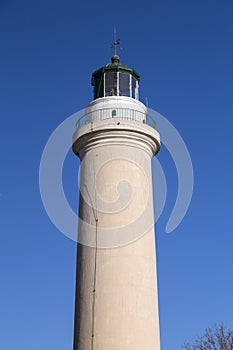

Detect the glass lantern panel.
[
  {"left": 105, "top": 72, "right": 118, "bottom": 96},
  {"left": 132, "top": 77, "right": 136, "bottom": 99},
  {"left": 119, "top": 73, "right": 130, "bottom": 97}
]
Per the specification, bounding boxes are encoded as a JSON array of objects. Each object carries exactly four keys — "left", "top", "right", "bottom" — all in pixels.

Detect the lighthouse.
[{"left": 72, "top": 43, "right": 161, "bottom": 349}]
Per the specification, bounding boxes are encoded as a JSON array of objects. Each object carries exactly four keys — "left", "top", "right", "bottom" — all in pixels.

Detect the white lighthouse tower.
[{"left": 72, "top": 43, "right": 161, "bottom": 349}]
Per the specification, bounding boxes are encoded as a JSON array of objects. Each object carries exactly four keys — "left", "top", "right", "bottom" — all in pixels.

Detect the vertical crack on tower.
[
  {"left": 91, "top": 218, "right": 98, "bottom": 350},
  {"left": 91, "top": 153, "right": 99, "bottom": 350}
]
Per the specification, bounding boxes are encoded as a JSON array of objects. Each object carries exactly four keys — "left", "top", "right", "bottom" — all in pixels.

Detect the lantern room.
[{"left": 91, "top": 54, "right": 140, "bottom": 100}]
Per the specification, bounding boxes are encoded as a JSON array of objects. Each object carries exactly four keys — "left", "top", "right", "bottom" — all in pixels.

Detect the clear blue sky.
[{"left": 0, "top": 0, "right": 233, "bottom": 349}]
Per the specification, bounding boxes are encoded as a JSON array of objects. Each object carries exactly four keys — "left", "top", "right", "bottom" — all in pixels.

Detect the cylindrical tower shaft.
[{"left": 72, "top": 96, "right": 161, "bottom": 350}]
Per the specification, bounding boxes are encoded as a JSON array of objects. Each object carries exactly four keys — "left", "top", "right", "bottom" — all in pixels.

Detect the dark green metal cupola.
[{"left": 91, "top": 54, "right": 140, "bottom": 100}]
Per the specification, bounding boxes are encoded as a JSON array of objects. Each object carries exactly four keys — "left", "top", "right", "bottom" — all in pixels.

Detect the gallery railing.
[{"left": 76, "top": 107, "right": 156, "bottom": 130}]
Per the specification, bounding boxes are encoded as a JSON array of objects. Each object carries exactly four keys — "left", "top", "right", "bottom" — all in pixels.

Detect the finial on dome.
[{"left": 111, "top": 54, "right": 120, "bottom": 64}]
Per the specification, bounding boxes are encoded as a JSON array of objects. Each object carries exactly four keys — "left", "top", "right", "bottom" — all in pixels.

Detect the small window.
[{"left": 112, "top": 110, "right": 117, "bottom": 117}]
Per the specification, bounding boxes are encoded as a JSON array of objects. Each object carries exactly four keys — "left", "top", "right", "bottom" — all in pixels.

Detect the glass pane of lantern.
[
  {"left": 119, "top": 73, "right": 130, "bottom": 96},
  {"left": 132, "top": 77, "right": 136, "bottom": 98},
  {"left": 105, "top": 72, "right": 118, "bottom": 96}
]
